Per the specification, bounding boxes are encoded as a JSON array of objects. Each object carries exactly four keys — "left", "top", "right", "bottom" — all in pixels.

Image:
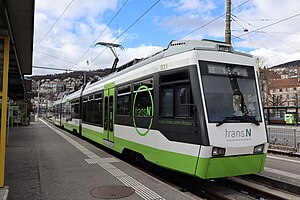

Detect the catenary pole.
[{"left": 225, "top": 0, "right": 232, "bottom": 44}]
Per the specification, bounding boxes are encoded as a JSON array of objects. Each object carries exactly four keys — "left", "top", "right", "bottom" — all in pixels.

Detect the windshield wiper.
[
  {"left": 216, "top": 116, "right": 236, "bottom": 127},
  {"left": 241, "top": 115, "right": 260, "bottom": 126},
  {"left": 216, "top": 116, "right": 260, "bottom": 127}
]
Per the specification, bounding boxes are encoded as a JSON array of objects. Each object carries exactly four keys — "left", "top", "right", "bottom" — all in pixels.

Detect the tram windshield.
[{"left": 200, "top": 61, "right": 262, "bottom": 125}]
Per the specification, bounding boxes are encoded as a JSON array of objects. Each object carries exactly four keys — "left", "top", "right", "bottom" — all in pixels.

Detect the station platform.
[
  {"left": 3, "top": 120, "right": 300, "bottom": 199},
  {"left": 3, "top": 119, "right": 197, "bottom": 200},
  {"left": 263, "top": 154, "right": 300, "bottom": 186},
  {"left": 264, "top": 124, "right": 300, "bottom": 186}
]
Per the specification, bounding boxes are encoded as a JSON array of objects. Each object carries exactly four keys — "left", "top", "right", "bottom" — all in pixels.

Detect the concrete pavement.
[
  {"left": 0, "top": 187, "right": 8, "bottom": 200},
  {"left": 2, "top": 120, "right": 300, "bottom": 199},
  {"left": 4, "top": 119, "right": 197, "bottom": 200}
]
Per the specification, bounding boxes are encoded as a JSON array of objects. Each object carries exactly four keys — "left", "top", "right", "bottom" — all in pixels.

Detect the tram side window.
[
  {"left": 161, "top": 87, "right": 173, "bottom": 117},
  {"left": 53, "top": 106, "right": 56, "bottom": 117},
  {"left": 83, "top": 96, "right": 88, "bottom": 122},
  {"left": 71, "top": 101, "right": 75, "bottom": 117},
  {"left": 88, "top": 95, "right": 95, "bottom": 124},
  {"left": 71, "top": 99, "right": 80, "bottom": 118},
  {"left": 59, "top": 104, "right": 62, "bottom": 118},
  {"left": 61, "top": 104, "right": 64, "bottom": 118},
  {"left": 55, "top": 106, "right": 60, "bottom": 118},
  {"left": 134, "top": 79, "right": 153, "bottom": 91},
  {"left": 133, "top": 79, "right": 154, "bottom": 118},
  {"left": 94, "top": 93, "right": 103, "bottom": 126},
  {"left": 117, "top": 84, "right": 131, "bottom": 115},
  {"left": 160, "top": 71, "right": 193, "bottom": 118},
  {"left": 175, "top": 85, "right": 192, "bottom": 117},
  {"left": 65, "top": 102, "right": 71, "bottom": 120},
  {"left": 54, "top": 106, "right": 57, "bottom": 117}
]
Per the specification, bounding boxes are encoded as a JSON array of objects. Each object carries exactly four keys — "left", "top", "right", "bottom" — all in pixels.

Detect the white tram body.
[{"left": 52, "top": 40, "right": 268, "bottom": 179}]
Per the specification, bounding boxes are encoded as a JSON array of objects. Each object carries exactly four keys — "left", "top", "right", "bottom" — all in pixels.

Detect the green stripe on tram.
[
  {"left": 69, "top": 125, "right": 199, "bottom": 175},
  {"left": 63, "top": 124, "right": 267, "bottom": 179},
  {"left": 62, "top": 122, "right": 79, "bottom": 132},
  {"left": 104, "top": 82, "right": 115, "bottom": 89},
  {"left": 114, "top": 137, "right": 198, "bottom": 175},
  {"left": 82, "top": 127, "right": 104, "bottom": 144},
  {"left": 195, "top": 153, "right": 267, "bottom": 179}
]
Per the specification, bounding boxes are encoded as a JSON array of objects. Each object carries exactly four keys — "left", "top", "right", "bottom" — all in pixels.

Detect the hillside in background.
[
  {"left": 270, "top": 60, "right": 300, "bottom": 69},
  {"left": 31, "top": 68, "right": 111, "bottom": 81}
]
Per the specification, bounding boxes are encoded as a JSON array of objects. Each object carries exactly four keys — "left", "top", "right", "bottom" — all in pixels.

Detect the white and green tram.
[{"left": 52, "top": 40, "right": 268, "bottom": 179}]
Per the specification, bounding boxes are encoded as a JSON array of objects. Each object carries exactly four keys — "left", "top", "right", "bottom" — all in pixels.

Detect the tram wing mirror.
[
  {"left": 180, "top": 88, "right": 194, "bottom": 105},
  {"left": 180, "top": 88, "right": 187, "bottom": 104}
]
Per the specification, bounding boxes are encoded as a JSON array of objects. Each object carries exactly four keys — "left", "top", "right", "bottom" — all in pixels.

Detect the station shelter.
[
  {"left": 0, "top": 0, "right": 34, "bottom": 187},
  {"left": 264, "top": 106, "right": 299, "bottom": 126}
]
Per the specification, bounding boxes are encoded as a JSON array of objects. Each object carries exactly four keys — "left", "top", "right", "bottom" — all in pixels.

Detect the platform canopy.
[{"left": 0, "top": 0, "right": 34, "bottom": 100}]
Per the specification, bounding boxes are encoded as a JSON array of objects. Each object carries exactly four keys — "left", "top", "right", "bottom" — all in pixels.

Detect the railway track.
[
  {"left": 217, "top": 176, "right": 299, "bottom": 200},
  {"left": 268, "top": 149, "right": 300, "bottom": 158},
  {"left": 125, "top": 156, "right": 300, "bottom": 200},
  {"left": 126, "top": 156, "right": 300, "bottom": 200},
  {"left": 240, "top": 174, "right": 300, "bottom": 196},
  {"left": 181, "top": 175, "right": 299, "bottom": 200},
  {"left": 52, "top": 119, "right": 300, "bottom": 200}
]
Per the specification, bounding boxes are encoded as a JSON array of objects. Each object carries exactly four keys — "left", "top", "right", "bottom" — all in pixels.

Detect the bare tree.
[
  {"left": 257, "top": 57, "right": 271, "bottom": 107},
  {"left": 266, "top": 94, "right": 286, "bottom": 107},
  {"left": 255, "top": 56, "right": 270, "bottom": 69},
  {"left": 290, "top": 93, "right": 300, "bottom": 107}
]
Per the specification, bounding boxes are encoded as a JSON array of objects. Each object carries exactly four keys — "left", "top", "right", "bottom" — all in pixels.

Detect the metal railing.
[{"left": 267, "top": 128, "right": 298, "bottom": 152}]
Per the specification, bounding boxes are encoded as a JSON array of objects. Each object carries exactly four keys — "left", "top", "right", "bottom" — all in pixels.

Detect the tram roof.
[
  {"left": 64, "top": 39, "right": 253, "bottom": 99},
  {"left": 84, "top": 40, "right": 251, "bottom": 91}
]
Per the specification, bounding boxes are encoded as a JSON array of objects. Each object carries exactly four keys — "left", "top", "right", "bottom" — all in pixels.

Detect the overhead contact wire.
[
  {"left": 237, "top": 12, "right": 300, "bottom": 38},
  {"left": 232, "top": 14, "right": 300, "bottom": 51},
  {"left": 88, "top": 0, "right": 161, "bottom": 68},
  {"left": 70, "top": 0, "right": 129, "bottom": 71},
  {"left": 35, "top": 0, "right": 75, "bottom": 49},
  {"left": 180, "top": 0, "right": 250, "bottom": 39}
]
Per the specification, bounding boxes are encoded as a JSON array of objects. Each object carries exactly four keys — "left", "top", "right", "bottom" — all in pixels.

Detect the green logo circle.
[{"left": 132, "top": 85, "right": 154, "bottom": 136}]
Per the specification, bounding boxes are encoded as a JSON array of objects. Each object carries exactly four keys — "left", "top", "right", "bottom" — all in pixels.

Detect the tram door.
[{"left": 104, "top": 85, "right": 115, "bottom": 144}]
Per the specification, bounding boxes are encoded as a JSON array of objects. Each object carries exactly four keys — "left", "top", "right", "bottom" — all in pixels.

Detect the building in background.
[{"left": 260, "top": 60, "right": 300, "bottom": 125}]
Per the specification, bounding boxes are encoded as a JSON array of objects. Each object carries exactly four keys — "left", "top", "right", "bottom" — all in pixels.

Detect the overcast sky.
[{"left": 32, "top": 0, "right": 300, "bottom": 75}]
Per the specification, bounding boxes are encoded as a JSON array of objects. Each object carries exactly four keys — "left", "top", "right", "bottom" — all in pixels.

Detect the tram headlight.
[
  {"left": 212, "top": 147, "right": 226, "bottom": 156},
  {"left": 253, "top": 144, "right": 264, "bottom": 154}
]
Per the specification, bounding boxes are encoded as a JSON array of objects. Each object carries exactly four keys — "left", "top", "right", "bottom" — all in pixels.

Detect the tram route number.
[{"left": 160, "top": 64, "right": 168, "bottom": 71}]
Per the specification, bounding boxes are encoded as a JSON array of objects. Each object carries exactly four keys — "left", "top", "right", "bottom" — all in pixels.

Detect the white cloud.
[
  {"left": 159, "top": 0, "right": 224, "bottom": 40},
  {"left": 162, "top": 0, "right": 216, "bottom": 15},
  {"left": 33, "top": 0, "right": 164, "bottom": 75},
  {"left": 35, "top": 0, "right": 117, "bottom": 19},
  {"left": 33, "top": 0, "right": 122, "bottom": 74},
  {"left": 33, "top": 0, "right": 300, "bottom": 76},
  {"left": 75, "top": 44, "right": 163, "bottom": 72},
  {"left": 159, "top": 0, "right": 300, "bottom": 67},
  {"left": 119, "top": 45, "right": 163, "bottom": 63},
  {"left": 231, "top": 0, "right": 300, "bottom": 66},
  {"left": 250, "top": 48, "right": 300, "bottom": 67}
]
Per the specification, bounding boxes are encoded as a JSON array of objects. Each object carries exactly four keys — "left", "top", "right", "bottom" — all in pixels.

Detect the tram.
[{"left": 51, "top": 40, "right": 268, "bottom": 179}]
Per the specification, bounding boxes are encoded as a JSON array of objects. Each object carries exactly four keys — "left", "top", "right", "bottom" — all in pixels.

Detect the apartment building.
[{"left": 268, "top": 77, "right": 300, "bottom": 107}]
